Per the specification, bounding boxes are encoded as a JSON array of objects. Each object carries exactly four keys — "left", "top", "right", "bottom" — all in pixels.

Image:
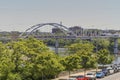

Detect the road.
[
  {"left": 53, "top": 69, "right": 120, "bottom": 80},
  {"left": 97, "top": 72, "right": 120, "bottom": 80}
]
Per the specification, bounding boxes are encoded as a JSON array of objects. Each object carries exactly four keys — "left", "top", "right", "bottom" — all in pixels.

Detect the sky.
[{"left": 0, "top": 0, "right": 120, "bottom": 31}]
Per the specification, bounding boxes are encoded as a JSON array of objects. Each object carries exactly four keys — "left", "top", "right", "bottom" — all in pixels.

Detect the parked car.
[
  {"left": 113, "top": 67, "right": 119, "bottom": 73},
  {"left": 106, "top": 66, "right": 114, "bottom": 74},
  {"left": 68, "top": 78, "right": 77, "bottom": 80},
  {"left": 96, "top": 71, "right": 105, "bottom": 78},
  {"left": 59, "top": 78, "right": 77, "bottom": 80},
  {"left": 101, "top": 68, "right": 109, "bottom": 76},
  {"left": 85, "top": 72, "right": 96, "bottom": 80},
  {"left": 76, "top": 75, "right": 89, "bottom": 80},
  {"left": 69, "top": 75, "right": 79, "bottom": 80},
  {"left": 113, "top": 64, "right": 120, "bottom": 72},
  {"left": 116, "top": 65, "right": 120, "bottom": 71}
]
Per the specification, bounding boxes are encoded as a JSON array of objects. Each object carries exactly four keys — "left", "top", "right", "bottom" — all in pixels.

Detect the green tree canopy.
[
  {"left": 66, "top": 42, "right": 97, "bottom": 75},
  {"left": 0, "top": 38, "right": 64, "bottom": 80},
  {"left": 67, "top": 42, "right": 94, "bottom": 54},
  {"left": 97, "top": 49, "right": 114, "bottom": 65},
  {"left": 92, "top": 39, "right": 110, "bottom": 51}
]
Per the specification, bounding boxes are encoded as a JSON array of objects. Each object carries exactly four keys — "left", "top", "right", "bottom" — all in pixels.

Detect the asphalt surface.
[
  {"left": 53, "top": 69, "right": 120, "bottom": 80},
  {"left": 97, "top": 72, "right": 120, "bottom": 80}
]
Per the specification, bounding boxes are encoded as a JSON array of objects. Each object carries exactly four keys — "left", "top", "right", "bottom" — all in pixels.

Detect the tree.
[
  {"left": 76, "top": 50, "right": 97, "bottom": 75},
  {"left": 61, "top": 54, "right": 81, "bottom": 77},
  {"left": 97, "top": 49, "right": 114, "bottom": 66},
  {"left": 0, "top": 42, "right": 16, "bottom": 80},
  {"left": 67, "top": 42, "right": 94, "bottom": 54},
  {"left": 92, "top": 39, "right": 110, "bottom": 51},
  {"left": 0, "top": 38, "right": 64, "bottom": 80},
  {"left": 36, "top": 53, "right": 64, "bottom": 79},
  {"left": 17, "top": 38, "right": 64, "bottom": 80},
  {"left": 67, "top": 42, "right": 96, "bottom": 75}
]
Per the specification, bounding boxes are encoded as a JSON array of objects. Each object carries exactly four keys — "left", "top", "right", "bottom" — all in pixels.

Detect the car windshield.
[
  {"left": 96, "top": 72, "right": 101, "bottom": 74},
  {"left": 107, "top": 67, "right": 112, "bottom": 69},
  {"left": 87, "top": 73, "right": 93, "bottom": 75},
  {"left": 67, "top": 78, "right": 74, "bottom": 80},
  {"left": 77, "top": 75, "right": 84, "bottom": 78},
  {"left": 102, "top": 68, "right": 106, "bottom": 70},
  {"left": 69, "top": 76, "right": 77, "bottom": 78}
]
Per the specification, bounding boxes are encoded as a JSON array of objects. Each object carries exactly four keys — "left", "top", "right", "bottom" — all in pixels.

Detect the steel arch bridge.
[
  {"left": 19, "top": 23, "right": 77, "bottom": 38},
  {"left": 19, "top": 23, "right": 120, "bottom": 55}
]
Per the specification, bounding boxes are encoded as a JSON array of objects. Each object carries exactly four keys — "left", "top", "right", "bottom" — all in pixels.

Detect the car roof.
[
  {"left": 76, "top": 75, "right": 85, "bottom": 78},
  {"left": 96, "top": 71, "right": 103, "bottom": 73},
  {"left": 69, "top": 75, "right": 78, "bottom": 78},
  {"left": 86, "top": 72, "right": 95, "bottom": 75},
  {"left": 59, "top": 78, "right": 76, "bottom": 80}
]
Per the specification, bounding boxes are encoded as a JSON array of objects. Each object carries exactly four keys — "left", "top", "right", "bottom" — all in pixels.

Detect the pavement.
[{"left": 52, "top": 69, "right": 99, "bottom": 80}]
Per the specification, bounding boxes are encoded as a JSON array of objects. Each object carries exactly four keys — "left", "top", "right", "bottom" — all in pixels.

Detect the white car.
[
  {"left": 85, "top": 72, "right": 96, "bottom": 80},
  {"left": 107, "top": 67, "right": 114, "bottom": 74},
  {"left": 59, "top": 78, "right": 76, "bottom": 80},
  {"left": 67, "top": 78, "right": 77, "bottom": 80}
]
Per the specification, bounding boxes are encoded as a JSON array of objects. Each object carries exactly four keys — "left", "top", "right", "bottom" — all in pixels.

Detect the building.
[
  {"left": 69, "top": 26, "right": 84, "bottom": 36},
  {"left": 52, "top": 28, "right": 63, "bottom": 34}
]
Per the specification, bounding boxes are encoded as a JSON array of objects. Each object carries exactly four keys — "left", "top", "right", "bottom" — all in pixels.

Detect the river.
[
  {"left": 49, "top": 47, "right": 120, "bottom": 64},
  {"left": 49, "top": 46, "right": 67, "bottom": 53}
]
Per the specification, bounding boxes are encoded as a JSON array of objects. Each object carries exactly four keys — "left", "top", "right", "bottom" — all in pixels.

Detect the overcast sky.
[{"left": 0, "top": 0, "right": 120, "bottom": 31}]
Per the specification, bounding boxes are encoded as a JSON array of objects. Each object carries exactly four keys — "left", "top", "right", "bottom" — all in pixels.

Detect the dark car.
[{"left": 102, "top": 68, "right": 109, "bottom": 76}]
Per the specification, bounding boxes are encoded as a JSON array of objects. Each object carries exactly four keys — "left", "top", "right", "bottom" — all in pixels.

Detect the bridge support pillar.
[
  {"left": 113, "top": 38, "right": 119, "bottom": 64},
  {"left": 55, "top": 38, "right": 59, "bottom": 54},
  {"left": 114, "top": 38, "right": 118, "bottom": 55}
]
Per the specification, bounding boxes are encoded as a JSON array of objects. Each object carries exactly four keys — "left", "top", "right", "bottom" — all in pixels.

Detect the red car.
[{"left": 76, "top": 75, "right": 89, "bottom": 80}]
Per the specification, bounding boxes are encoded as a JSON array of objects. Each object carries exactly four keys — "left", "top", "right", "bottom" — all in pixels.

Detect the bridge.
[
  {"left": 0, "top": 23, "right": 119, "bottom": 54},
  {"left": 19, "top": 23, "right": 77, "bottom": 38},
  {"left": 18, "top": 23, "right": 120, "bottom": 54}
]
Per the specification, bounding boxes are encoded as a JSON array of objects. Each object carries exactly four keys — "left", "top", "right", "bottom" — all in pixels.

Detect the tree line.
[{"left": 0, "top": 38, "right": 115, "bottom": 80}]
